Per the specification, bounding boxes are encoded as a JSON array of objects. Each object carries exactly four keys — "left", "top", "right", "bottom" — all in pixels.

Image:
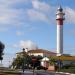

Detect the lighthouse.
[{"left": 56, "top": 6, "right": 65, "bottom": 56}]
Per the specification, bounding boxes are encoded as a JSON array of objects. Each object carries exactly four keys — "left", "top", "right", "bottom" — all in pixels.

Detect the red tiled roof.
[
  {"left": 28, "top": 49, "right": 56, "bottom": 56},
  {"left": 16, "top": 49, "right": 56, "bottom": 56}
]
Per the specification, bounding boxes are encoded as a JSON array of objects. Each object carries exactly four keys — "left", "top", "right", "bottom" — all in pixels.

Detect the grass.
[{"left": 0, "top": 69, "right": 21, "bottom": 75}]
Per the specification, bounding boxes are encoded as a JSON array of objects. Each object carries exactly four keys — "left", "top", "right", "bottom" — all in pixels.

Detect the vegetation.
[
  {"left": 0, "top": 41, "right": 5, "bottom": 61},
  {"left": 49, "top": 56, "right": 57, "bottom": 65},
  {"left": 0, "top": 68, "right": 21, "bottom": 75},
  {"left": 11, "top": 52, "right": 75, "bottom": 74},
  {"left": 62, "top": 64, "right": 75, "bottom": 69},
  {"left": 12, "top": 54, "right": 32, "bottom": 69},
  {"left": 50, "top": 57, "right": 75, "bottom": 73},
  {"left": 60, "top": 69, "right": 75, "bottom": 74},
  {"left": 57, "top": 63, "right": 75, "bottom": 73},
  {"left": 0, "top": 70, "right": 21, "bottom": 75},
  {"left": 11, "top": 53, "right": 43, "bottom": 70}
]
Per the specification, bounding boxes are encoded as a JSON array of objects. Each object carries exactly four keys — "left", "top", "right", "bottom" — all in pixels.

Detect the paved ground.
[
  {"left": 0, "top": 67, "right": 74, "bottom": 75},
  {"left": 20, "top": 70, "right": 69, "bottom": 75}
]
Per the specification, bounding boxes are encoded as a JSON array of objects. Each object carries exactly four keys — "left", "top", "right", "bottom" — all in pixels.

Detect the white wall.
[{"left": 28, "top": 53, "right": 44, "bottom": 57}]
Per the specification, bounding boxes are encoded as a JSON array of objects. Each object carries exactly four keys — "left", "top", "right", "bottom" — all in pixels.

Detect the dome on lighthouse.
[{"left": 57, "top": 5, "right": 63, "bottom": 12}]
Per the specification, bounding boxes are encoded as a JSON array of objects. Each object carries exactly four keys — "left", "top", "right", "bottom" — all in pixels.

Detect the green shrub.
[
  {"left": 69, "top": 67, "right": 75, "bottom": 69},
  {"left": 62, "top": 64, "right": 75, "bottom": 69},
  {"left": 60, "top": 69, "right": 75, "bottom": 74},
  {"left": 37, "top": 66, "right": 48, "bottom": 70}
]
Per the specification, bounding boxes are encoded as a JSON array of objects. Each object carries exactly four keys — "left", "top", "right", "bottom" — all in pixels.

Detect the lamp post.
[
  {"left": 57, "top": 56, "right": 62, "bottom": 71},
  {"left": 32, "top": 58, "right": 37, "bottom": 75},
  {"left": 22, "top": 48, "right": 25, "bottom": 73}
]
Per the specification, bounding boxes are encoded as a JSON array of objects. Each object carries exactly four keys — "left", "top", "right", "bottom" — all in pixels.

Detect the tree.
[
  {"left": 49, "top": 56, "right": 57, "bottom": 66},
  {"left": 11, "top": 53, "right": 32, "bottom": 69},
  {"left": 30, "top": 55, "right": 43, "bottom": 68},
  {"left": 12, "top": 56, "right": 24, "bottom": 69},
  {"left": 0, "top": 41, "right": 5, "bottom": 61}
]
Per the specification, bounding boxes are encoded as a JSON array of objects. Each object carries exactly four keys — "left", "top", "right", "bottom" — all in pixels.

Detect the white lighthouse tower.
[{"left": 56, "top": 6, "right": 65, "bottom": 56}]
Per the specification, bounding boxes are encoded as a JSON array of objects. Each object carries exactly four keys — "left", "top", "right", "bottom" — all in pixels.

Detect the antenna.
[{"left": 57, "top": 0, "right": 62, "bottom": 7}]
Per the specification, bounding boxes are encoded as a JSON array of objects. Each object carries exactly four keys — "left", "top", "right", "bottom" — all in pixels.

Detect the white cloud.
[
  {"left": 0, "top": 8, "right": 26, "bottom": 24},
  {"left": 0, "top": 0, "right": 29, "bottom": 31},
  {"left": 32, "top": 0, "right": 50, "bottom": 12},
  {"left": 28, "top": 27, "right": 37, "bottom": 31},
  {"left": 31, "top": 0, "right": 57, "bottom": 24},
  {"left": 1, "top": 0, "right": 75, "bottom": 33},
  {"left": 0, "top": 0, "right": 54, "bottom": 32},
  {"left": 13, "top": 40, "right": 38, "bottom": 50},
  {"left": 27, "top": 9, "right": 49, "bottom": 22},
  {"left": 65, "top": 7, "right": 75, "bottom": 24},
  {"left": 0, "top": 0, "right": 29, "bottom": 6},
  {"left": 13, "top": 44, "right": 18, "bottom": 48},
  {"left": 0, "top": 27, "right": 9, "bottom": 32},
  {"left": 16, "top": 31, "right": 24, "bottom": 36}
]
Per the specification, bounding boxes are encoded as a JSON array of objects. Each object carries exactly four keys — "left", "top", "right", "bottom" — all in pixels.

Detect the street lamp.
[
  {"left": 57, "top": 56, "right": 62, "bottom": 71},
  {"left": 22, "top": 48, "right": 25, "bottom": 73},
  {"left": 32, "top": 58, "right": 37, "bottom": 75}
]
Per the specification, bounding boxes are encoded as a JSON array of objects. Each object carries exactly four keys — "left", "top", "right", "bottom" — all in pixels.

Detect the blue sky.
[{"left": 0, "top": 0, "right": 75, "bottom": 67}]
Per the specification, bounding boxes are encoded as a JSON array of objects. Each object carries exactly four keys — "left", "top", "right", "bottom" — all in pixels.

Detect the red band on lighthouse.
[{"left": 57, "top": 18, "right": 63, "bottom": 25}]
